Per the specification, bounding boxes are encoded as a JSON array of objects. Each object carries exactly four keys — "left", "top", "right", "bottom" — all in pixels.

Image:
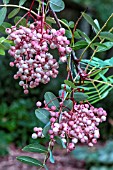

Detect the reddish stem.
[{"left": 26, "top": 0, "right": 35, "bottom": 24}]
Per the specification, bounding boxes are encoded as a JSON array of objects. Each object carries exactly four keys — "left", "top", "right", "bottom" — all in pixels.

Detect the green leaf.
[
  {"left": 22, "top": 143, "right": 48, "bottom": 153},
  {"left": 14, "top": 16, "right": 26, "bottom": 26},
  {"left": 97, "top": 42, "right": 113, "bottom": 52},
  {"left": 44, "top": 92, "right": 59, "bottom": 108},
  {"left": 50, "top": 0, "right": 65, "bottom": 12},
  {"left": 0, "top": 49, "right": 5, "bottom": 55},
  {"left": 74, "top": 31, "right": 81, "bottom": 39},
  {"left": 65, "top": 30, "right": 72, "bottom": 38},
  {"left": 61, "top": 19, "right": 68, "bottom": 25},
  {"left": 44, "top": 165, "right": 49, "bottom": 170},
  {"left": 19, "top": 0, "right": 27, "bottom": 6},
  {"left": 76, "top": 29, "right": 91, "bottom": 43},
  {"left": 63, "top": 99, "right": 73, "bottom": 111},
  {"left": 94, "top": 19, "right": 100, "bottom": 30},
  {"left": 55, "top": 136, "right": 66, "bottom": 148},
  {"left": 72, "top": 40, "right": 88, "bottom": 50},
  {"left": 46, "top": 17, "right": 56, "bottom": 24},
  {"left": 35, "top": 108, "right": 50, "bottom": 124},
  {"left": 74, "top": 92, "right": 89, "bottom": 102},
  {"left": 8, "top": 8, "right": 20, "bottom": 19},
  {"left": 82, "top": 13, "right": 99, "bottom": 32},
  {"left": 61, "top": 84, "right": 71, "bottom": 92},
  {"left": 68, "top": 21, "right": 74, "bottom": 28},
  {"left": 49, "top": 149, "right": 55, "bottom": 163},
  {"left": 3, "top": 0, "right": 10, "bottom": 4},
  {"left": 0, "top": 7, "right": 7, "bottom": 25},
  {"left": 100, "top": 32, "right": 113, "bottom": 42},
  {"left": 17, "top": 156, "right": 43, "bottom": 167},
  {"left": 43, "top": 122, "right": 51, "bottom": 136},
  {"left": 0, "top": 22, "right": 12, "bottom": 34},
  {"left": 64, "top": 80, "right": 76, "bottom": 88},
  {"left": 91, "top": 42, "right": 107, "bottom": 48}
]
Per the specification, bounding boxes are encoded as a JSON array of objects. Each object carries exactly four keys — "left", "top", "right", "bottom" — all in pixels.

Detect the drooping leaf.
[
  {"left": 93, "top": 19, "right": 100, "bottom": 31},
  {"left": 44, "top": 165, "right": 49, "bottom": 170},
  {"left": 55, "top": 136, "right": 66, "bottom": 148},
  {"left": 22, "top": 143, "right": 48, "bottom": 153},
  {"left": 74, "top": 92, "right": 89, "bottom": 102},
  {"left": 8, "top": 8, "right": 20, "bottom": 19},
  {"left": 3, "top": 0, "right": 10, "bottom": 4},
  {"left": 50, "top": 0, "right": 65, "bottom": 12},
  {"left": 0, "top": 49, "right": 5, "bottom": 55},
  {"left": 65, "top": 30, "right": 72, "bottom": 38},
  {"left": 19, "top": 0, "right": 27, "bottom": 6},
  {"left": 44, "top": 92, "right": 59, "bottom": 108},
  {"left": 0, "top": 22, "right": 12, "bottom": 34},
  {"left": 76, "top": 29, "right": 91, "bottom": 43},
  {"left": 46, "top": 17, "right": 56, "bottom": 24},
  {"left": 14, "top": 16, "right": 26, "bottom": 26},
  {"left": 43, "top": 122, "right": 51, "bottom": 136},
  {"left": 72, "top": 40, "right": 88, "bottom": 50},
  {"left": 82, "top": 13, "right": 99, "bottom": 32},
  {"left": 61, "top": 19, "right": 68, "bottom": 25},
  {"left": 64, "top": 80, "right": 76, "bottom": 88},
  {"left": 97, "top": 42, "right": 113, "bottom": 52},
  {"left": 68, "top": 21, "right": 74, "bottom": 28},
  {"left": 0, "top": 7, "right": 7, "bottom": 25},
  {"left": 35, "top": 108, "right": 50, "bottom": 124},
  {"left": 63, "top": 99, "right": 73, "bottom": 111},
  {"left": 100, "top": 32, "right": 113, "bottom": 42},
  {"left": 74, "top": 31, "right": 81, "bottom": 39},
  {"left": 80, "top": 58, "right": 113, "bottom": 104},
  {"left": 49, "top": 149, "right": 55, "bottom": 163},
  {"left": 17, "top": 156, "right": 43, "bottom": 167}
]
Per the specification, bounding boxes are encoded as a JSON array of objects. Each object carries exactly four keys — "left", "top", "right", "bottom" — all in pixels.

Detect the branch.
[
  {"left": 79, "top": 13, "right": 113, "bottom": 61},
  {"left": 0, "top": 4, "right": 38, "bottom": 16}
]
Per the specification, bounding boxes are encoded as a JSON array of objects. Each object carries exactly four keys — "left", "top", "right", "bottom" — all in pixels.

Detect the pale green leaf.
[
  {"left": 49, "top": 149, "right": 55, "bottom": 163},
  {"left": 100, "top": 32, "right": 113, "bottom": 42},
  {"left": 3, "top": 0, "right": 10, "bottom": 4},
  {"left": 17, "top": 156, "right": 43, "bottom": 167},
  {"left": 50, "top": 0, "right": 65, "bottom": 12},
  {"left": 43, "top": 122, "right": 51, "bottom": 136},
  {"left": 0, "top": 49, "right": 5, "bottom": 55},
  {"left": 82, "top": 13, "right": 99, "bottom": 32},
  {"left": 19, "top": 0, "right": 27, "bottom": 6},
  {"left": 64, "top": 80, "right": 76, "bottom": 88},
  {"left": 35, "top": 108, "right": 50, "bottom": 124},
  {"left": 22, "top": 143, "right": 48, "bottom": 153},
  {"left": 44, "top": 92, "right": 59, "bottom": 108},
  {"left": 0, "top": 7, "right": 7, "bottom": 25},
  {"left": 0, "top": 22, "right": 12, "bottom": 34},
  {"left": 8, "top": 8, "right": 20, "bottom": 19},
  {"left": 74, "top": 92, "right": 89, "bottom": 102}
]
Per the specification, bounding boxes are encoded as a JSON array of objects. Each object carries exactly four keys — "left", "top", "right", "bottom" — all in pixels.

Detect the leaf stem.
[
  {"left": 85, "top": 27, "right": 113, "bottom": 72},
  {"left": 79, "top": 13, "right": 113, "bottom": 61},
  {"left": 0, "top": 4, "right": 38, "bottom": 16}
]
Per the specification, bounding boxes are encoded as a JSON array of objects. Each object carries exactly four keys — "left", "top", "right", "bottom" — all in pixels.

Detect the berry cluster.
[
  {"left": 6, "top": 18, "right": 71, "bottom": 93},
  {"left": 32, "top": 127, "right": 43, "bottom": 139},
  {"left": 33, "top": 100, "right": 107, "bottom": 152}
]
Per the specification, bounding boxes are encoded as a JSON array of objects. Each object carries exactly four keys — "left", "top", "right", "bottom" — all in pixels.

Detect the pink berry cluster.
[
  {"left": 33, "top": 100, "right": 107, "bottom": 152},
  {"left": 32, "top": 127, "right": 43, "bottom": 139},
  {"left": 6, "top": 18, "right": 71, "bottom": 94}
]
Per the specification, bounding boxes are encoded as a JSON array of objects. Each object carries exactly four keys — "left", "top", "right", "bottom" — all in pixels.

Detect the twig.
[
  {"left": 0, "top": 4, "right": 38, "bottom": 16},
  {"left": 79, "top": 13, "right": 113, "bottom": 61}
]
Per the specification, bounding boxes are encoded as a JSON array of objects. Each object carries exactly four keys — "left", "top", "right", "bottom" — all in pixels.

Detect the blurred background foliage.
[{"left": 0, "top": 0, "right": 113, "bottom": 169}]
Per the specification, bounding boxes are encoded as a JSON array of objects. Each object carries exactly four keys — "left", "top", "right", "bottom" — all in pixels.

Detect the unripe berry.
[{"left": 32, "top": 133, "right": 38, "bottom": 139}]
